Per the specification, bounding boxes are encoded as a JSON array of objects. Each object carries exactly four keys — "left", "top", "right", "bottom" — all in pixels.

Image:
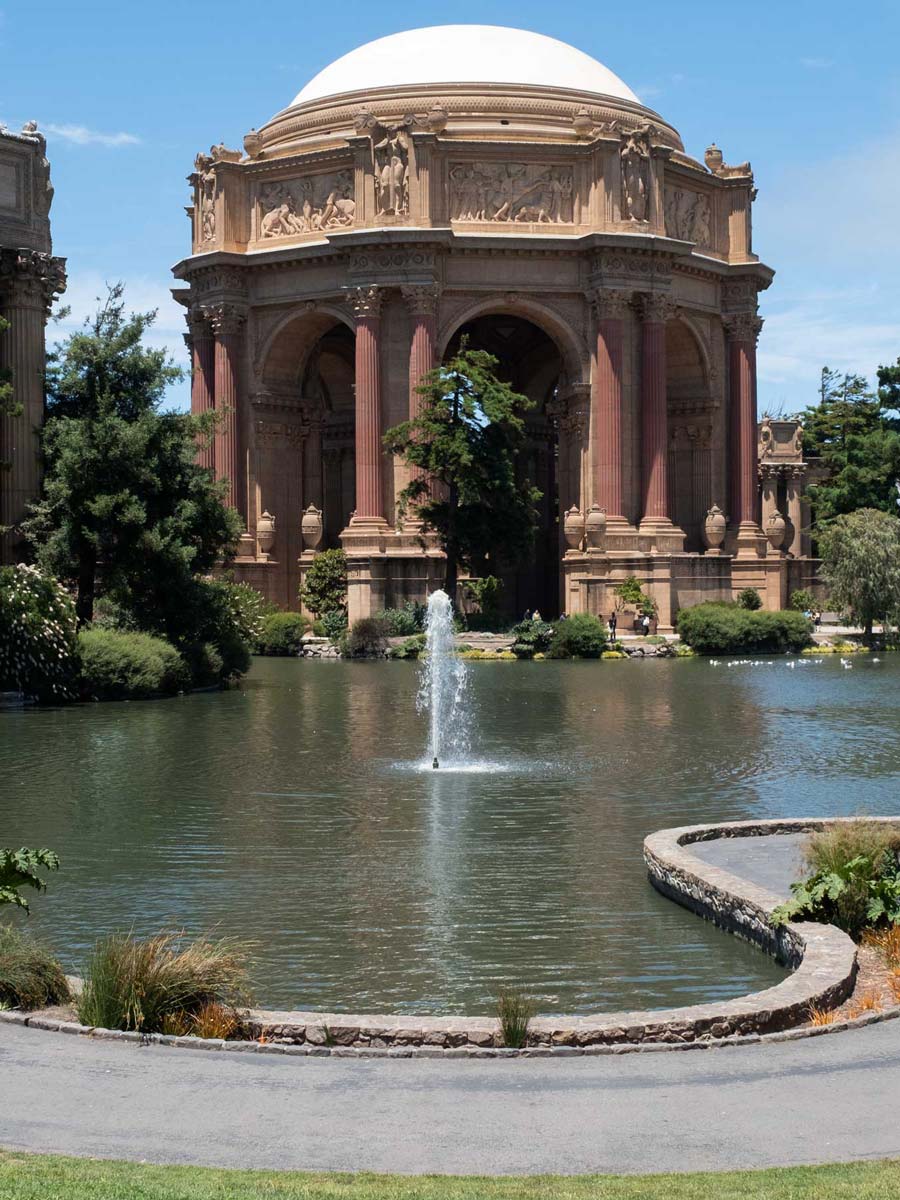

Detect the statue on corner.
[{"left": 373, "top": 124, "right": 410, "bottom": 216}]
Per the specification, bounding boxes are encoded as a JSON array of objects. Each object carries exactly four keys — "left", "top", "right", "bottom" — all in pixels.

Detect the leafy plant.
[
  {"left": 789, "top": 589, "right": 816, "bottom": 613},
  {"left": 497, "top": 989, "right": 533, "bottom": 1048},
  {"left": 300, "top": 549, "right": 347, "bottom": 619},
  {"left": 0, "top": 564, "right": 78, "bottom": 701},
  {"left": 614, "top": 576, "right": 656, "bottom": 617},
  {"left": 375, "top": 602, "right": 425, "bottom": 638},
  {"left": 771, "top": 822, "right": 900, "bottom": 938},
  {"left": 736, "top": 587, "right": 762, "bottom": 611},
  {"left": 255, "top": 611, "right": 309, "bottom": 656},
  {"left": 463, "top": 576, "right": 504, "bottom": 630},
  {"left": 320, "top": 609, "right": 348, "bottom": 642},
  {"left": 0, "top": 924, "right": 70, "bottom": 1010},
  {"left": 77, "top": 628, "right": 190, "bottom": 699},
  {"left": 0, "top": 848, "right": 60, "bottom": 911},
  {"left": 76, "top": 930, "right": 253, "bottom": 1033},
  {"left": 389, "top": 634, "right": 427, "bottom": 660},
  {"left": 342, "top": 616, "right": 389, "bottom": 659},
  {"left": 547, "top": 613, "right": 607, "bottom": 659},
  {"left": 509, "top": 618, "right": 555, "bottom": 659},
  {"left": 676, "top": 604, "right": 813, "bottom": 655}
]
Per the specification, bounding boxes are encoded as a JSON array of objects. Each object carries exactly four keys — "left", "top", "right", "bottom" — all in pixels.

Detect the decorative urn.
[
  {"left": 704, "top": 143, "right": 724, "bottom": 173},
  {"left": 301, "top": 504, "right": 323, "bottom": 552},
  {"left": 426, "top": 105, "right": 449, "bottom": 133},
  {"left": 256, "top": 510, "right": 276, "bottom": 558},
  {"left": 766, "top": 509, "right": 786, "bottom": 553},
  {"left": 573, "top": 106, "right": 594, "bottom": 137},
  {"left": 584, "top": 504, "right": 607, "bottom": 550},
  {"left": 563, "top": 505, "right": 584, "bottom": 552},
  {"left": 702, "top": 505, "right": 727, "bottom": 552}
]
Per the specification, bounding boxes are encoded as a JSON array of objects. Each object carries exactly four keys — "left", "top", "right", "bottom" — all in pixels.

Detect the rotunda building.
[{"left": 173, "top": 24, "right": 803, "bottom": 625}]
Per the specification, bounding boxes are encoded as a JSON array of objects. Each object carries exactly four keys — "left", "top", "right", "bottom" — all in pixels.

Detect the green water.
[{"left": 3, "top": 654, "right": 899, "bottom": 1015}]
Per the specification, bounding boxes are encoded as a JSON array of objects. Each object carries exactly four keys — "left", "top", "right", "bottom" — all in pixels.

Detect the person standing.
[
  {"left": 642, "top": 613, "right": 651, "bottom": 637},
  {"left": 608, "top": 612, "right": 617, "bottom": 643}
]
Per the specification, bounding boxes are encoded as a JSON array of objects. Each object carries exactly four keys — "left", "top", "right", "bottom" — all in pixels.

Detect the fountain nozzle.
[{"left": 432, "top": 756, "right": 439, "bottom": 770}]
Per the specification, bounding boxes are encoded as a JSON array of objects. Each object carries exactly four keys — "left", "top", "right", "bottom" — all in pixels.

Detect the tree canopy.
[
  {"left": 796, "top": 366, "right": 900, "bottom": 525},
  {"left": 25, "top": 284, "right": 239, "bottom": 625},
  {"left": 383, "top": 340, "right": 541, "bottom": 599},
  {"left": 819, "top": 508, "right": 900, "bottom": 640}
]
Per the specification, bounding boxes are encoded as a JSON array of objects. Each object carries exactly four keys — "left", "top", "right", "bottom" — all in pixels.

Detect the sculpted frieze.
[
  {"left": 449, "top": 162, "right": 574, "bottom": 224},
  {"left": 258, "top": 170, "right": 355, "bottom": 239},
  {"left": 664, "top": 187, "right": 711, "bottom": 247},
  {"left": 254, "top": 418, "right": 308, "bottom": 448}
]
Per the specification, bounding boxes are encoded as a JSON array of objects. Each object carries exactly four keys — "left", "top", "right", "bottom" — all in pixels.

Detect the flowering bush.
[{"left": 0, "top": 564, "right": 78, "bottom": 700}]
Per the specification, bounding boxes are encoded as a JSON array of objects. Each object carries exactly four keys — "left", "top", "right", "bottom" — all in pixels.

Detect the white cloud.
[
  {"left": 42, "top": 122, "right": 140, "bottom": 148},
  {"left": 800, "top": 57, "right": 834, "bottom": 69},
  {"left": 52, "top": 272, "right": 190, "bottom": 410}
]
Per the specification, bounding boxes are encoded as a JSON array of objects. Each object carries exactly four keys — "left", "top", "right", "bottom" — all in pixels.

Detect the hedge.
[
  {"left": 77, "top": 628, "right": 190, "bottom": 699},
  {"left": 255, "top": 611, "right": 309, "bottom": 656},
  {"left": 676, "top": 603, "right": 813, "bottom": 655}
]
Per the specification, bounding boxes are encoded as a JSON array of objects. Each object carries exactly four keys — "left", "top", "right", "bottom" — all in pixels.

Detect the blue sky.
[{"left": 3, "top": 0, "right": 898, "bottom": 414}]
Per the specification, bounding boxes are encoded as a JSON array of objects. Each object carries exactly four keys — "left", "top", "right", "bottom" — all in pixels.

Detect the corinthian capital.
[
  {"left": 640, "top": 292, "right": 678, "bottom": 323},
  {"left": 590, "top": 288, "right": 632, "bottom": 321},
  {"left": 348, "top": 285, "right": 384, "bottom": 321},
  {"left": 0, "top": 249, "right": 67, "bottom": 312},
  {"left": 204, "top": 302, "right": 247, "bottom": 336},
  {"left": 723, "top": 311, "right": 764, "bottom": 345},
  {"left": 400, "top": 284, "right": 440, "bottom": 318}
]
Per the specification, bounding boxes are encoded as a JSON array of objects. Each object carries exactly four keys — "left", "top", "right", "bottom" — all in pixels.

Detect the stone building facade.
[
  {"left": 0, "top": 122, "right": 66, "bottom": 562},
  {"left": 172, "top": 25, "right": 813, "bottom": 627}
]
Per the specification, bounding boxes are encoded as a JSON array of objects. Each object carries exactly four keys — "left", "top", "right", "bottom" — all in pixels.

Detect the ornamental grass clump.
[
  {"left": 771, "top": 821, "right": 900, "bottom": 939},
  {"left": 76, "top": 931, "right": 253, "bottom": 1034},
  {"left": 497, "top": 988, "right": 534, "bottom": 1048},
  {"left": 0, "top": 925, "right": 70, "bottom": 1011}
]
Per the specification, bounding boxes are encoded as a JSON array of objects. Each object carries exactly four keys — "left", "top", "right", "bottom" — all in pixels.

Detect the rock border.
[{"left": 3, "top": 818, "right": 895, "bottom": 1058}]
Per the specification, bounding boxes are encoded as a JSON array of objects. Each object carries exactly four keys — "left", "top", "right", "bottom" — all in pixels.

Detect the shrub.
[
  {"left": 299, "top": 549, "right": 347, "bottom": 618},
  {"left": 547, "top": 613, "right": 607, "bottom": 659},
  {"left": 343, "top": 616, "right": 389, "bottom": 659},
  {"left": 771, "top": 821, "right": 900, "bottom": 939},
  {"left": 152, "top": 578, "right": 253, "bottom": 685},
  {"left": 256, "top": 611, "right": 308, "bottom": 656},
  {"left": 790, "top": 588, "right": 816, "bottom": 613},
  {"left": 737, "top": 587, "right": 762, "bottom": 610},
  {"left": 614, "top": 575, "right": 656, "bottom": 616},
  {"left": 376, "top": 602, "right": 425, "bottom": 637},
  {"left": 321, "top": 609, "right": 348, "bottom": 642},
  {"left": 186, "top": 641, "right": 224, "bottom": 687},
  {"left": 223, "top": 581, "right": 270, "bottom": 648},
  {"left": 389, "top": 634, "right": 426, "bottom": 660},
  {"left": 0, "top": 847, "right": 60, "bottom": 911},
  {"left": 0, "top": 564, "right": 78, "bottom": 701},
  {"left": 509, "top": 618, "right": 555, "bottom": 659},
  {"left": 77, "top": 628, "right": 190, "bottom": 700},
  {"left": 76, "top": 930, "right": 253, "bottom": 1033},
  {"left": 676, "top": 603, "right": 812, "bottom": 655},
  {"left": 497, "top": 989, "right": 533, "bottom": 1048},
  {"left": 0, "top": 925, "right": 70, "bottom": 1010}
]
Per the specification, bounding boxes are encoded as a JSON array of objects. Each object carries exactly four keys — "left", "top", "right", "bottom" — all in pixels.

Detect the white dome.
[{"left": 290, "top": 25, "right": 640, "bottom": 107}]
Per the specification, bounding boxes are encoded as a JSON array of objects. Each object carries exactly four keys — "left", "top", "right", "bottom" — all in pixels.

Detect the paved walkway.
[{"left": 3, "top": 830, "right": 897, "bottom": 1176}]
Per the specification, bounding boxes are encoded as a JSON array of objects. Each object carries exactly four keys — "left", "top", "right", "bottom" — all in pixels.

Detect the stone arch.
[
  {"left": 258, "top": 302, "right": 355, "bottom": 392},
  {"left": 437, "top": 293, "right": 589, "bottom": 387},
  {"left": 666, "top": 316, "right": 716, "bottom": 551}
]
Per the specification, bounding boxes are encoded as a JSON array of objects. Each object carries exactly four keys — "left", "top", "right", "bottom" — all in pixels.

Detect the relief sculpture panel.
[
  {"left": 664, "top": 187, "right": 711, "bottom": 246},
  {"left": 449, "top": 162, "right": 574, "bottom": 224},
  {"left": 258, "top": 170, "right": 355, "bottom": 239}
]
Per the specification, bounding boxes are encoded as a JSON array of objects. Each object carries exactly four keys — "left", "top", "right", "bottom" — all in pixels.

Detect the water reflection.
[{"left": 3, "top": 656, "right": 899, "bottom": 1014}]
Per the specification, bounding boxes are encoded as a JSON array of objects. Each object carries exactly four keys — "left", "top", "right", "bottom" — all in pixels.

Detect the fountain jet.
[{"left": 418, "top": 590, "right": 470, "bottom": 769}]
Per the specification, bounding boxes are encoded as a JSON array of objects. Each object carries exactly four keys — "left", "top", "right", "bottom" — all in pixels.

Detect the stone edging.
[{"left": 2, "top": 818, "right": 893, "bottom": 1058}]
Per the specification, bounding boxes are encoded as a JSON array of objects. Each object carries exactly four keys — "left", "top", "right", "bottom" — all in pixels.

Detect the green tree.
[
  {"left": 797, "top": 366, "right": 900, "bottom": 524},
  {"left": 819, "top": 508, "right": 900, "bottom": 641},
  {"left": 300, "top": 547, "right": 348, "bottom": 618},
  {"left": 24, "top": 285, "right": 239, "bottom": 625},
  {"left": 384, "top": 340, "right": 540, "bottom": 600},
  {"left": 0, "top": 847, "right": 59, "bottom": 912}
]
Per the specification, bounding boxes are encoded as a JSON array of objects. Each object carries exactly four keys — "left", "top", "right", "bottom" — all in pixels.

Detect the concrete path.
[
  {"left": 4, "top": 828, "right": 895, "bottom": 1177},
  {"left": 689, "top": 831, "right": 807, "bottom": 898},
  {"left": 3, "top": 1017, "right": 900, "bottom": 1175}
]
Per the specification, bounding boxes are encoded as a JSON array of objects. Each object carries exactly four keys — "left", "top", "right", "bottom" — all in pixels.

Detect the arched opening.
[
  {"left": 665, "top": 320, "right": 713, "bottom": 551},
  {"left": 445, "top": 313, "right": 562, "bottom": 617},
  {"left": 257, "top": 311, "right": 356, "bottom": 605}
]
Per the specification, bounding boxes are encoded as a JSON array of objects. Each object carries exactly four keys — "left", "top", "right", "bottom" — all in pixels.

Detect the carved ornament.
[
  {"left": 371, "top": 121, "right": 411, "bottom": 217},
  {"left": 258, "top": 170, "right": 355, "bottom": 239},
  {"left": 255, "top": 418, "right": 308, "bottom": 448},
  {"left": 664, "top": 187, "right": 711, "bottom": 246},
  {"left": 641, "top": 293, "right": 678, "bottom": 323},
  {"left": 449, "top": 161, "right": 574, "bottom": 224},
  {"left": 348, "top": 285, "right": 383, "bottom": 321},
  {"left": 204, "top": 302, "right": 247, "bottom": 336},
  {"left": 401, "top": 284, "right": 440, "bottom": 317},
  {"left": 0, "top": 248, "right": 66, "bottom": 311},
  {"left": 723, "top": 312, "right": 763, "bottom": 344},
  {"left": 620, "top": 125, "right": 652, "bottom": 224},
  {"left": 590, "top": 288, "right": 632, "bottom": 321},
  {"left": 349, "top": 247, "right": 437, "bottom": 276}
]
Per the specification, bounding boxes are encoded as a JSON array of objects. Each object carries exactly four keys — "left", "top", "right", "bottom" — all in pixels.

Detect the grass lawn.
[{"left": 1, "top": 1154, "right": 900, "bottom": 1199}]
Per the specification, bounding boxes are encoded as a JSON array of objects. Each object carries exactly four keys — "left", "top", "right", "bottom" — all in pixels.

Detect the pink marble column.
[
  {"left": 401, "top": 284, "right": 439, "bottom": 499},
  {"left": 591, "top": 289, "right": 630, "bottom": 520},
  {"left": 725, "top": 312, "right": 763, "bottom": 527},
  {"left": 210, "top": 304, "right": 246, "bottom": 519},
  {"left": 350, "top": 286, "right": 385, "bottom": 522},
  {"left": 189, "top": 311, "right": 215, "bottom": 471},
  {"left": 639, "top": 294, "right": 676, "bottom": 525}
]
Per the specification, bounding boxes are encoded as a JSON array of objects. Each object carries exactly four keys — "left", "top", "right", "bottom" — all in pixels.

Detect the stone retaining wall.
[{"left": 4, "top": 819, "right": 879, "bottom": 1055}]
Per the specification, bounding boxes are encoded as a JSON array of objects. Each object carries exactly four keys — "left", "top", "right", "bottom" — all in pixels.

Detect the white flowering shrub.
[{"left": 0, "top": 564, "right": 78, "bottom": 700}]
